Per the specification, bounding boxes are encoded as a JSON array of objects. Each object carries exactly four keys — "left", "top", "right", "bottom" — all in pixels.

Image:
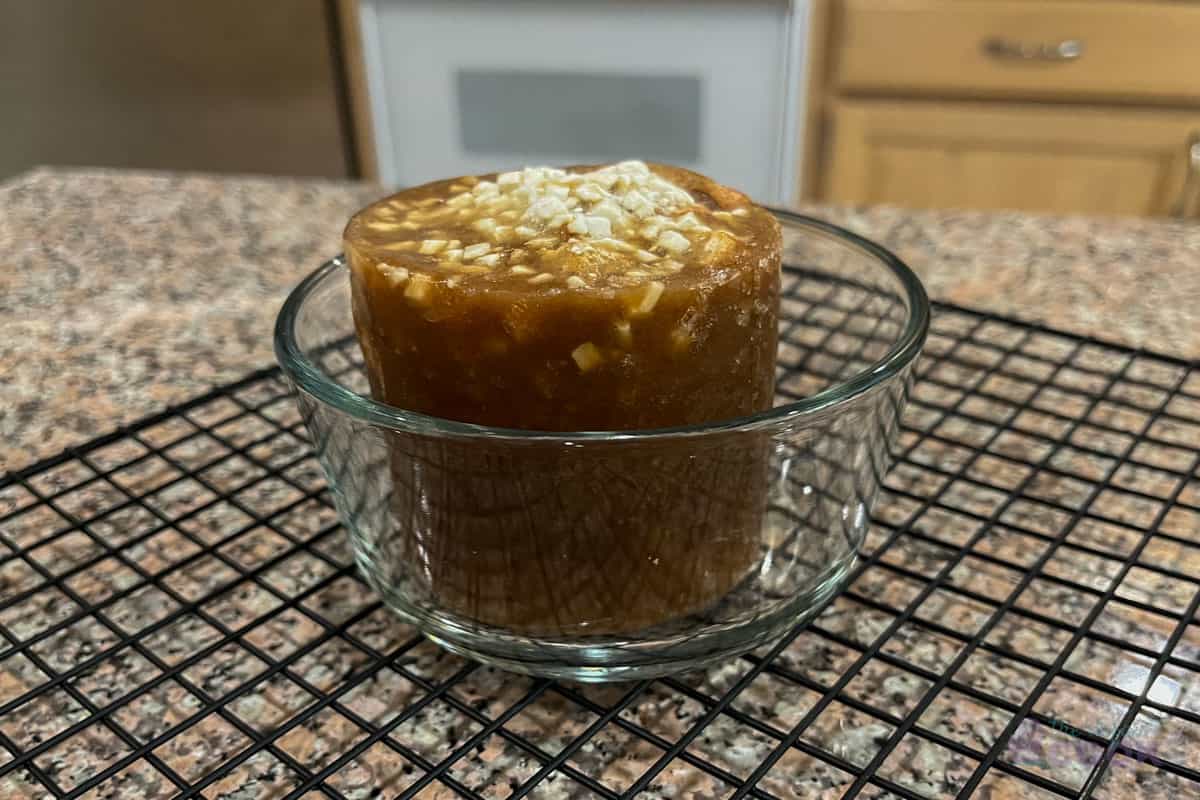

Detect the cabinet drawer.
[{"left": 836, "top": 0, "right": 1200, "bottom": 103}]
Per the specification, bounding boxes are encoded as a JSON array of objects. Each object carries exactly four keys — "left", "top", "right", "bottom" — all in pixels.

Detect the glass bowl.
[{"left": 275, "top": 210, "right": 929, "bottom": 681}]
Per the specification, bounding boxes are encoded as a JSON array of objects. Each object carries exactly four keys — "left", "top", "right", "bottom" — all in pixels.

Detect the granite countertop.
[
  {"left": 1, "top": 167, "right": 1199, "bottom": 799},
  {"left": 3, "top": 167, "right": 1198, "bottom": 474}
]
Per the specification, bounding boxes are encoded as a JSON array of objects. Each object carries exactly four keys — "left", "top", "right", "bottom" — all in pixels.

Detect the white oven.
[{"left": 357, "top": 0, "right": 810, "bottom": 205}]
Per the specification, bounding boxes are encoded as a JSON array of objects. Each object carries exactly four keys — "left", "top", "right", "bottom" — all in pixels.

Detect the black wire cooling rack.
[{"left": 2, "top": 268, "right": 1199, "bottom": 799}]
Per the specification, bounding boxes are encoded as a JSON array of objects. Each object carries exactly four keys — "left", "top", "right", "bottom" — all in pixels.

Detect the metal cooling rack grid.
[{"left": 1, "top": 270, "right": 1199, "bottom": 799}]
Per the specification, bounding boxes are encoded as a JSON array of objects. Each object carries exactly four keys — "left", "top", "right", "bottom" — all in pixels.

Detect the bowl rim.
[{"left": 274, "top": 208, "right": 930, "bottom": 441}]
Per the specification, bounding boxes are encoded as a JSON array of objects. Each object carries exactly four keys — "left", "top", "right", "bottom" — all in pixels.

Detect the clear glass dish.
[{"left": 275, "top": 210, "right": 929, "bottom": 681}]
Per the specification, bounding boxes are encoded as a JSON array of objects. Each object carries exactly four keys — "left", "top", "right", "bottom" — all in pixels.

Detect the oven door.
[{"left": 359, "top": 0, "right": 805, "bottom": 204}]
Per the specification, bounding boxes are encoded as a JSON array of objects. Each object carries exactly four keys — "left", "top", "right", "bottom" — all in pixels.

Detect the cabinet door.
[
  {"left": 823, "top": 101, "right": 1200, "bottom": 217},
  {"left": 2, "top": 0, "right": 354, "bottom": 180}
]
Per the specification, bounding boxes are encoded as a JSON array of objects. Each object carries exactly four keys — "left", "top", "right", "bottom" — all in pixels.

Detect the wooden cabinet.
[
  {"left": 1, "top": 0, "right": 376, "bottom": 181},
  {"left": 825, "top": 101, "right": 1200, "bottom": 216},
  {"left": 836, "top": 0, "right": 1200, "bottom": 104},
  {"left": 802, "top": 0, "right": 1200, "bottom": 217}
]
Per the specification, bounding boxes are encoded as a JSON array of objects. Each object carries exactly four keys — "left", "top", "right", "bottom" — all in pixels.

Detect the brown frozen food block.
[{"left": 345, "top": 161, "right": 782, "bottom": 635}]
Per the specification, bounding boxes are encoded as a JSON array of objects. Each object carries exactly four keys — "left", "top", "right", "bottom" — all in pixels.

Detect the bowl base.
[{"left": 370, "top": 555, "right": 856, "bottom": 682}]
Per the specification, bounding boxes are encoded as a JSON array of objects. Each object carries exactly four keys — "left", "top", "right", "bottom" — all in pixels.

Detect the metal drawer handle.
[
  {"left": 1172, "top": 132, "right": 1200, "bottom": 219},
  {"left": 982, "top": 37, "right": 1084, "bottom": 62}
]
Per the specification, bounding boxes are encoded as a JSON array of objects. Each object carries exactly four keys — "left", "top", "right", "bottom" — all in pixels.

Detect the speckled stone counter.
[
  {"left": 2, "top": 168, "right": 1198, "bottom": 474},
  {"left": 0, "top": 168, "right": 380, "bottom": 474},
  {"left": 2, "top": 168, "right": 1199, "bottom": 800}
]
